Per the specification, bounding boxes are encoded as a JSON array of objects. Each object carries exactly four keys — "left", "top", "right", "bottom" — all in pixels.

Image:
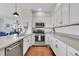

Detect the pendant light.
[{"left": 13, "top": 3, "right": 19, "bottom": 17}]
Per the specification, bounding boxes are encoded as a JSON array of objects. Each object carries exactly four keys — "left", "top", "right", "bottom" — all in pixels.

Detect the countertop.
[
  {"left": 52, "top": 32, "right": 79, "bottom": 51},
  {"left": 0, "top": 34, "right": 32, "bottom": 49}
]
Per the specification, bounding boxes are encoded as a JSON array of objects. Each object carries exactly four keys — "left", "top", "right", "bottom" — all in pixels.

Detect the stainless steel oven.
[{"left": 35, "top": 34, "right": 45, "bottom": 42}]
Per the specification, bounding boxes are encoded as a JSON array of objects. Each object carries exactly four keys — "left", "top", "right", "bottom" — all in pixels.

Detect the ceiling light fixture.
[{"left": 13, "top": 3, "right": 19, "bottom": 17}]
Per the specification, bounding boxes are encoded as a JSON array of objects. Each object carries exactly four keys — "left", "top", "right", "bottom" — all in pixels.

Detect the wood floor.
[{"left": 24, "top": 45, "right": 56, "bottom": 56}]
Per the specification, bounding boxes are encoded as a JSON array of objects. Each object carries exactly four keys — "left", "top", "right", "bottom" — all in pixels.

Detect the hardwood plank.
[{"left": 24, "top": 45, "right": 56, "bottom": 56}]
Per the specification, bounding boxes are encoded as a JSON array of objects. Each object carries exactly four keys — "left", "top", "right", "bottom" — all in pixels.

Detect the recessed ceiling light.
[{"left": 38, "top": 8, "right": 42, "bottom": 11}]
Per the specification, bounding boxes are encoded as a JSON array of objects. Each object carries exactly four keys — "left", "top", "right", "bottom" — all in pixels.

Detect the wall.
[
  {"left": 0, "top": 9, "right": 32, "bottom": 35},
  {"left": 32, "top": 11, "right": 52, "bottom": 28}
]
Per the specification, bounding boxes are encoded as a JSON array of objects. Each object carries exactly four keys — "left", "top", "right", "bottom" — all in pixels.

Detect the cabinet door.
[
  {"left": 45, "top": 34, "right": 50, "bottom": 44},
  {"left": 23, "top": 38, "right": 29, "bottom": 55},
  {"left": 46, "top": 33, "right": 53, "bottom": 46},
  {"left": 56, "top": 39, "right": 66, "bottom": 56},
  {"left": 67, "top": 45, "right": 79, "bottom": 56},
  {"left": 50, "top": 37, "right": 57, "bottom": 55},
  {"left": 0, "top": 48, "right": 5, "bottom": 56},
  {"left": 51, "top": 38, "right": 66, "bottom": 56},
  {"left": 70, "top": 4, "right": 79, "bottom": 24},
  {"left": 56, "top": 8, "right": 62, "bottom": 26},
  {"left": 23, "top": 35, "right": 32, "bottom": 55},
  {"left": 52, "top": 14, "right": 57, "bottom": 27},
  {"left": 62, "top": 4, "right": 69, "bottom": 25}
]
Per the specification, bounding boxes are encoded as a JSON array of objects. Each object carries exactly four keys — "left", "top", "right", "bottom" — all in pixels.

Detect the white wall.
[
  {"left": 0, "top": 18, "right": 4, "bottom": 31},
  {"left": 19, "top": 9, "right": 32, "bottom": 34},
  {"left": 0, "top": 9, "right": 32, "bottom": 35},
  {"left": 0, "top": 18, "right": 16, "bottom": 33},
  {"left": 32, "top": 11, "right": 52, "bottom": 28}
]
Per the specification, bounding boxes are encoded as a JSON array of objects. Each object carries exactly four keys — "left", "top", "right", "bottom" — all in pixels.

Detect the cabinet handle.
[
  {"left": 75, "top": 53, "right": 79, "bottom": 56},
  {"left": 27, "top": 40, "right": 29, "bottom": 42},
  {"left": 55, "top": 44, "right": 58, "bottom": 48},
  {"left": 56, "top": 40, "right": 57, "bottom": 42}
]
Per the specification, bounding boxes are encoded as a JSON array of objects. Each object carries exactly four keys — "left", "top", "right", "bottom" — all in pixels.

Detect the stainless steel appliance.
[
  {"left": 34, "top": 22, "right": 45, "bottom": 43},
  {"left": 5, "top": 40, "right": 23, "bottom": 56},
  {"left": 34, "top": 29, "right": 45, "bottom": 42},
  {"left": 35, "top": 34, "right": 45, "bottom": 42},
  {"left": 35, "top": 22, "right": 45, "bottom": 28}
]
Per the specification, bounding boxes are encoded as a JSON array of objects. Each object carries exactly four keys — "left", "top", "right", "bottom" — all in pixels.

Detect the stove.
[
  {"left": 34, "top": 22, "right": 45, "bottom": 43},
  {"left": 33, "top": 30, "right": 45, "bottom": 43}
]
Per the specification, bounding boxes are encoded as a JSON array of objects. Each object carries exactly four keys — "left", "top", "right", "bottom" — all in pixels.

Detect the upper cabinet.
[
  {"left": 52, "top": 4, "right": 70, "bottom": 27},
  {"left": 51, "top": 14, "right": 57, "bottom": 27},
  {"left": 62, "top": 4, "right": 69, "bottom": 25},
  {"left": 56, "top": 8, "right": 62, "bottom": 26},
  {"left": 70, "top": 4, "right": 79, "bottom": 24}
]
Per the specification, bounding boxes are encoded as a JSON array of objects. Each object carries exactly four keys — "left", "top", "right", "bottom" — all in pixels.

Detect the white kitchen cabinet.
[
  {"left": 52, "top": 14, "right": 57, "bottom": 27},
  {"left": 50, "top": 37, "right": 66, "bottom": 56},
  {"left": 62, "top": 4, "right": 69, "bottom": 25},
  {"left": 45, "top": 33, "right": 53, "bottom": 45},
  {"left": 23, "top": 35, "right": 33, "bottom": 55},
  {"left": 56, "top": 39, "right": 66, "bottom": 56},
  {"left": 56, "top": 8, "right": 62, "bottom": 26},
  {"left": 67, "top": 45, "right": 79, "bottom": 56},
  {"left": 70, "top": 4, "right": 79, "bottom": 24},
  {"left": 45, "top": 33, "right": 50, "bottom": 44},
  {"left": 0, "top": 48, "right": 5, "bottom": 56},
  {"left": 49, "top": 36, "right": 57, "bottom": 55}
]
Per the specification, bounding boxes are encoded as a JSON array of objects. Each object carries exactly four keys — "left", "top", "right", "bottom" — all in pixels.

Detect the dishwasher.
[{"left": 5, "top": 40, "right": 23, "bottom": 56}]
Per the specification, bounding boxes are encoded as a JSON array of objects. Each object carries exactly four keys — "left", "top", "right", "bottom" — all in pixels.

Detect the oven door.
[
  {"left": 41, "top": 35, "right": 45, "bottom": 42},
  {"left": 35, "top": 35, "right": 45, "bottom": 42}
]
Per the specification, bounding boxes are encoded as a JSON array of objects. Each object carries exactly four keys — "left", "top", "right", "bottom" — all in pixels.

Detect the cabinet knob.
[
  {"left": 75, "top": 53, "right": 79, "bottom": 56},
  {"left": 28, "top": 40, "right": 29, "bottom": 42},
  {"left": 60, "top": 21, "right": 63, "bottom": 24},
  {"left": 55, "top": 44, "right": 58, "bottom": 48}
]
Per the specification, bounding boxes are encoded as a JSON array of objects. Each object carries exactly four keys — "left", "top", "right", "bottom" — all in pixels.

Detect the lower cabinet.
[
  {"left": 23, "top": 35, "right": 33, "bottom": 55},
  {"left": 67, "top": 45, "right": 79, "bottom": 56},
  {"left": 0, "top": 48, "right": 5, "bottom": 56},
  {"left": 23, "top": 34, "right": 35, "bottom": 55},
  {"left": 45, "top": 34, "right": 51, "bottom": 45},
  {"left": 49, "top": 36, "right": 67, "bottom": 56},
  {"left": 52, "top": 38, "right": 66, "bottom": 56},
  {"left": 50, "top": 36, "right": 79, "bottom": 56}
]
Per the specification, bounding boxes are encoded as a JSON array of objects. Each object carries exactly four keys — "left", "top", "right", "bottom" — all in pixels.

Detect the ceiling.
[{"left": 0, "top": 3, "right": 57, "bottom": 19}]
